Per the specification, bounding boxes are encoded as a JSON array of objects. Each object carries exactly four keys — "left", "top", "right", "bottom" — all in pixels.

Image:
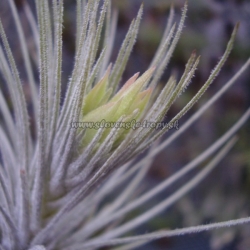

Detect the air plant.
[{"left": 0, "top": 0, "right": 250, "bottom": 249}]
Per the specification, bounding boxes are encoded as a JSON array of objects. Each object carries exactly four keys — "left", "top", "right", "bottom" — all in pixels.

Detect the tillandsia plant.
[{"left": 0, "top": 0, "right": 250, "bottom": 249}]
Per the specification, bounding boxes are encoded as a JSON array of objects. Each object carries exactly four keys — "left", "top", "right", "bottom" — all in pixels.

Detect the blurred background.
[{"left": 1, "top": 0, "right": 250, "bottom": 249}]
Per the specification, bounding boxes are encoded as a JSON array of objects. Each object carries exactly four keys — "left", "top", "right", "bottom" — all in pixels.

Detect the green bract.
[{"left": 81, "top": 68, "right": 154, "bottom": 146}]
